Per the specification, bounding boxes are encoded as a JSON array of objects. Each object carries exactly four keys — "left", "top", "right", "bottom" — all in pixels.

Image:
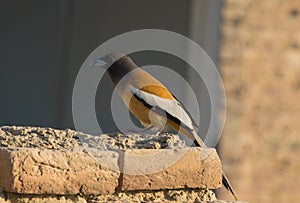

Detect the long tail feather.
[
  {"left": 189, "top": 129, "right": 238, "bottom": 201},
  {"left": 222, "top": 171, "right": 239, "bottom": 201}
]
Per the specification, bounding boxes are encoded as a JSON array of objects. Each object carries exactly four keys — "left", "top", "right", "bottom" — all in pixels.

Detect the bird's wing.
[
  {"left": 171, "top": 94, "right": 199, "bottom": 130},
  {"left": 129, "top": 85, "right": 193, "bottom": 130}
]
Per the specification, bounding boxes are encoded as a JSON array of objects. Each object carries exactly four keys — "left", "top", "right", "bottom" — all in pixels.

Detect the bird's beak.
[
  {"left": 91, "top": 53, "right": 124, "bottom": 69},
  {"left": 90, "top": 58, "right": 109, "bottom": 68}
]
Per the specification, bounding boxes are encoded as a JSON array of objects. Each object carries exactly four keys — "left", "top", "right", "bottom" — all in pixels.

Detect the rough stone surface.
[
  {"left": 1, "top": 194, "right": 87, "bottom": 203},
  {"left": 90, "top": 189, "right": 217, "bottom": 202},
  {"left": 0, "top": 191, "right": 245, "bottom": 203},
  {"left": 0, "top": 126, "right": 186, "bottom": 151},
  {"left": 0, "top": 126, "right": 81, "bottom": 149},
  {"left": 0, "top": 126, "right": 240, "bottom": 202},
  {"left": 121, "top": 148, "right": 222, "bottom": 191},
  {"left": 0, "top": 147, "right": 119, "bottom": 195}
]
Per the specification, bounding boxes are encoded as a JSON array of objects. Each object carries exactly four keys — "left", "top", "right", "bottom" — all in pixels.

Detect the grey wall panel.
[
  {"left": 0, "top": 0, "right": 64, "bottom": 127},
  {"left": 0, "top": 0, "right": 222, "bottom": 136}
]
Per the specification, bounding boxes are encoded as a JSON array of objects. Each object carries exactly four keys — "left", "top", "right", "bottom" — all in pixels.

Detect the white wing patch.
[{"left": 129, "top": 85, "right": 193, "bottom": 130}]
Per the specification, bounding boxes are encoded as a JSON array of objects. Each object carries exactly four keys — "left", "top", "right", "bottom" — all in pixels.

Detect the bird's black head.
[{"left": 92, "top": 53, "right": 138, "bottom": 85}]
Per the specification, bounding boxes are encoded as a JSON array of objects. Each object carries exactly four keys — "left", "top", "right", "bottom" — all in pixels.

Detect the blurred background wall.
[
  {"left": 219, "top": 0, "right": 300, "bottom": 202},
  {"left": 1, "top": 0, "right": 300, "bottom": 202}
]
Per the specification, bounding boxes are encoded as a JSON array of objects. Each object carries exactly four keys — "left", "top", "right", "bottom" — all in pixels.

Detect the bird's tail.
[
  {"left": 222, "top": 171, "right": 239, "bottom": 201},
  {"left": 184, "top": 129, "right": 239, "bottom": 201}
]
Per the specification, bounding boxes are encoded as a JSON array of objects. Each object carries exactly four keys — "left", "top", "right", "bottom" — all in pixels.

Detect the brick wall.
[{"left": 220, "top": 0, "right": 300, "bottom": 202}]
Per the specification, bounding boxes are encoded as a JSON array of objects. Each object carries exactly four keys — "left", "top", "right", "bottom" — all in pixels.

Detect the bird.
[{"left": 92, "top": 53, "right": 238, "bottom": 200}]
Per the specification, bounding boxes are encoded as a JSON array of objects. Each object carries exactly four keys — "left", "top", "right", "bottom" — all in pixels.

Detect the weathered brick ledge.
[{"left": 0, "top": 147, "right": 221, "bottom": 195}]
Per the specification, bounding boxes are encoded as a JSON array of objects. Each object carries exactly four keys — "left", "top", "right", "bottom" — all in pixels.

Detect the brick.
[
  {"left": 0, "top": 147, "right": 119, "bottom": 195},
  {"left": 0, "top": 146, "right": 223, "bottom": 196},
  {"left": 121, "top": 147, "right": 222, "bottom": 191}
]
